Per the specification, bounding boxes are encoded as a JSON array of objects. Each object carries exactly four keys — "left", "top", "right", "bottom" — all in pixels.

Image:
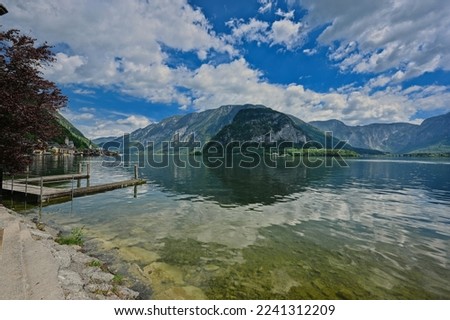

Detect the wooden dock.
[
  {"left": 2, "top": 173, "right": 146, "bottom": 204},
  {"left": 14, "top": 173, "right": 90, "bottom": 184}
]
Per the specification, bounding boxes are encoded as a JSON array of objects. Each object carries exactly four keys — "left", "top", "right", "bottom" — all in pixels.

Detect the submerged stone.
[
  {"left": 154, "top": 285, "right": 207, "bottom": 300},
  {"left": 119, "top": 246, "right": 160, "bottom": 265},
  {"left": 143, "top": 262, "right": 185, "bottom": 286},
  {"left": 204, "top": 264, "right": 220, "bottom": 272}
]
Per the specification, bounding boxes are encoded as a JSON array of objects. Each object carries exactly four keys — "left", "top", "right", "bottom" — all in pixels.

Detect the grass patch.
[
  {"left": 112, "top": 274, "right": 124, "bottom": 285},
  {"left": 56, "top": 227, "right": 84, "bottom": 246},
  {"left": 88, "top": 260, "right": 102, "bottom": 268},
  {"left": 86, "top": 259, "right": 110, "bottom": 273}
]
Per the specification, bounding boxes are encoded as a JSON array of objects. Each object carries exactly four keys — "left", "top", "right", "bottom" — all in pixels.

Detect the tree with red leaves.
[{"left": 1, "top": 28, "right": 67, "bottom": 200}]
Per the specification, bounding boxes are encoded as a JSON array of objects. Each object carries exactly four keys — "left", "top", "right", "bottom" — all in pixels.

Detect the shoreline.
[{"left": 0, "top": 204, "right": 139, "bottom": 300}]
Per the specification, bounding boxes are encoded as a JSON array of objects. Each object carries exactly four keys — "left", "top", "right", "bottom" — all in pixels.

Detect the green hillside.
[{"left": 53, "top": 113, "right": 92, "bottom": 149}]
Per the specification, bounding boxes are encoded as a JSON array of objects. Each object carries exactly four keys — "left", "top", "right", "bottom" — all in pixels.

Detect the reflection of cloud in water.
[{"left": 50, "top": 184, "right": 448, "bottom": 269}]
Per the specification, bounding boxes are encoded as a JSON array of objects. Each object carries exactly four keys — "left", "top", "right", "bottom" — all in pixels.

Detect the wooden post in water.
[
  {"left": 39, "top": 176, "right": 43, "bottom": 216},
  {"left": 24, "top": 166, "right": 30, "bottom": 202},
  {"left": 133, "top": 165, "right": 139, "bottom": 198},
  {"left": 87, "top": 162, "right": 91, "bottom": 187},
  {"left": 77, "top": 163, "right": 81, "bottom": 188},
  {"left": 39, "top": 177, "right": 43, "bottom": 205},
  {"left": 11, "top": 175, "right": 14, "bottom": 196},
  {"left": 71, "top": 175, "right": 75, "bottom": 200}
]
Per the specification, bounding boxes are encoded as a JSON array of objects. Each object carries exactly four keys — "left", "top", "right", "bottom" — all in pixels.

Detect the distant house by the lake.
[{"left": 33, "top": 137, "right": 77, "bottom": 155}]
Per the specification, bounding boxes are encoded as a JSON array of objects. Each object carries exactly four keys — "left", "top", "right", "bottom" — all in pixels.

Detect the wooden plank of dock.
[
  {"left": 66, "top": 179, "right": 146, "bottom": 199},
  {"left": 15, "top": 174, "right": 90, "bottom": 183},
  {"left": 2, "top": 178, "right": 146, "bottom": 204}
]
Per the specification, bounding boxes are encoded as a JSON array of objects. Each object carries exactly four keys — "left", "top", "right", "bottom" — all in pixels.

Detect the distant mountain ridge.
[
  {"left": 130, "top": 104, "right": 267, "bottom": 148},
  {"left": 122, "top": 104, "right": 376, "bottom": 154},
  {"left": 97, "top": 105, "right": 450, "bottom": 155},
  {"left": 310, "top": 112, "right": 450, "bottom": 153},
  {"left": 92, "top": 136, "right": 117, "bottom": 146}
]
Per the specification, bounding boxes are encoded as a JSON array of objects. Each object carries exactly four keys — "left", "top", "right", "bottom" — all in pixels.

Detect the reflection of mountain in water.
[
  {"left": 139, "top": 156, "right": 450, "bottom": 205},
  {"left": 138, "top": 155, "right": 345, "bottom": 205}
]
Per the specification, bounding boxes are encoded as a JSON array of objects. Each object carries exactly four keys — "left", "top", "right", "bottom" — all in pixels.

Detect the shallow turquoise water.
[{"left": 18, "top": 156, "right": 450, "bottom": 299}]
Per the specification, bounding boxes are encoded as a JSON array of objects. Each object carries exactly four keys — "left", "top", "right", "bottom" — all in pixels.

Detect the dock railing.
[{"left": 2, "top": 163, "right": 145, "bottom": 206}]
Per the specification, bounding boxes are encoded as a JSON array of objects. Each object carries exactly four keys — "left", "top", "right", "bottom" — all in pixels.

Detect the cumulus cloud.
[
  {"left": 42, "top": 53, "right": 86, "bottom": 83},
  {"left": 270, "top": 18, "right": 303, "bottom": 49},
  {"left": 225, "top": 18, "right": 270, "bottom": 45},
  {"left": 61, "top": 109, "right": 153, "bottom": 139},
  {"left": 4, "top": 0, "right": 237, "bottom": 101},
  {"left": 226, "top": 16, "right": 303, "bottom": 50},
  {"left": 176, "top": 58, "right": 449, "bottom": 125},
  {"left": 116, "top": 115, "right": 152, "bottom": 128},
  {"left": 292, "top": 0, "right": 450, "bottom": 79}
]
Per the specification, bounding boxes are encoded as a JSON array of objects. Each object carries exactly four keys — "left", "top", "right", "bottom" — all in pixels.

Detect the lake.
[{"left": 17, "top": 155, "right": 450, "bottom": 299}]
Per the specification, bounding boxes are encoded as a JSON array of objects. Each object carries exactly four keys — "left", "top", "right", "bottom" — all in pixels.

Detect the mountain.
[
  {"left": 212, "top": 107, "right": 338, "bottom": 148},
  {"left": 53, "top": 113, "right": 92, "bottom": 149},
  {"left": 310, "top": 112, "right": 450, "bottom": 153},
  {"left": 130, "top": 104, "right": 267, "bottom": 149},
  {"left": 92, "top": 136, "right": 117, "bottom": 147},
  {"left": 309, "top": 120, "right": 417, "bottom": 153},
  {"left": 407, "top": 112, "right": 450, "bottom": 153},
  {"left": 123, "top": 104, "right": 449, "bottom": 155},
  {"left": 127, "top": 104, "right": 375, "bottom": 154}
]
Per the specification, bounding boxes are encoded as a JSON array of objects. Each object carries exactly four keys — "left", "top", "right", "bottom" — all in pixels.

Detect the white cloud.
[
  {"left": 226, "top": 18, "right": 270, "bottom": 45},
  {"left": 275, "top": 9, "right": 295, "bottom": 20},
  {"left": 58, "top": 53, "right": 449, "bottom": 137},
  {"left": 4, "top": 0, "right": 237, "bottom": 101},
  {"left": 226, "top": 17, "right": 303, "bottom": 50},
  {"left": 367, "top": 76, "right": 391, "bottom": 89},
  {"left": 79, "top": 107, "right": 96, "bottom": 113},
  {"left": 61, "top": 109, "right": 153, "bottom": 139},
  {"left": 292, "top": 0, "right": 450, "bottom": 79},
  {"left": 270, "top": 19, "right": 303, "bottom": 49},
  {"left": 303, "top": 48, "right": 317, "bottom": 56},
  {"left": 42, "top": 53, "right": 86, "bottom": 83},
  {"left": 61, "top": 108, "right": 94, "bottom": 121},
  {"left": 74, "top": 89, "right": 95, "bottom": 96},
  {"left": 177, "top": 58, "right": 450, "bottom": 125},
  {"left": 258, "top": 0, "right": 275, "bottom": 14},
  {"left": 116, "top": 115, "right": 151, "bottom": 128}
]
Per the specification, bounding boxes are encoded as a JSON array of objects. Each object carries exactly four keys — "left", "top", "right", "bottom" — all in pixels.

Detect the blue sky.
[{"left": 2, "top": 0, "right": 450, "bottom": 138}]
